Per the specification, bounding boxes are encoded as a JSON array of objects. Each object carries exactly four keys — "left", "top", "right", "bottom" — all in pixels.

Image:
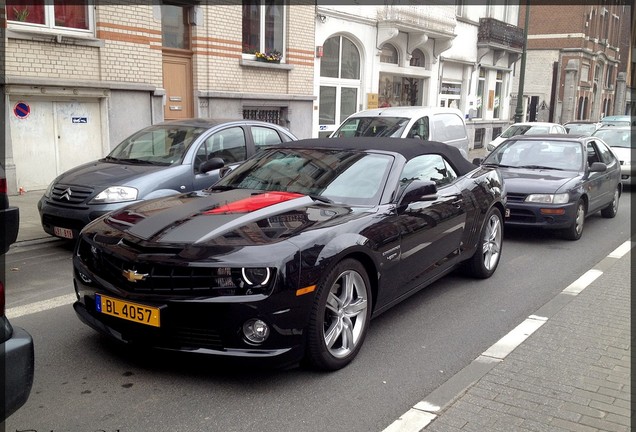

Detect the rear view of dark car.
[{"left": 1, "top": 166, "right": 34, "bottom": 421}]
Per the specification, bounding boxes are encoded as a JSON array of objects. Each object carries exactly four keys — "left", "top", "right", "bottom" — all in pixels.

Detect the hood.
[
  {"left": 53, "top": 160, "right": 168, "bottom": 189},
  {"left": 100, "top": 189, "right": 358, "bottom": 245},
  {"left": 499, "top": 168, "right": 576, "bottom": 194}
]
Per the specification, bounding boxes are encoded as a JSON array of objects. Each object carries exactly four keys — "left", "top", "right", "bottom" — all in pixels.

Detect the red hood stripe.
[{"left": 204, "top": 192, "right": 305, "bottom": 215}]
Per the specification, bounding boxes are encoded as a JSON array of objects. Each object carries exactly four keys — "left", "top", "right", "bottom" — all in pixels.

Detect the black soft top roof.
[{"left": 282, "top": 137, "right": 478, "bottom": 176}]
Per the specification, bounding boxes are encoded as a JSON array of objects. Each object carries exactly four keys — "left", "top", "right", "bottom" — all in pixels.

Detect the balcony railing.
[
  {"left": 377, "top": 5, "right": 456, "bottom": 35},
  {"left": 478, "top": 17, "right": 524, "bottom": 49}
]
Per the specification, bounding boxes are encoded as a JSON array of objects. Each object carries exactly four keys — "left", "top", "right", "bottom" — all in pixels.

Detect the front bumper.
[
  {"left": 619, "top": 165, "right": 633, "bottom": 185},
  {"left": 2, "top": 324, "right": 34, "bottom": 420},
  {"left": 72, "top": 269, "right": 311, "bottom": 366},
  {"left": 504, "top": 200, "right": 577, "bottom": 229},
  {"left": 38, "top": 197, "right": 133, "bottom": 240}
]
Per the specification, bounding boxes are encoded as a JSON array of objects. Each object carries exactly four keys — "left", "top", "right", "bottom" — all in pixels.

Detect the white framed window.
[
  {"left": 6, "top": 0, "right": 94, "bottom": 36},
  {"left": 242, "top": 0, "right": 286, "bottom": 61}
]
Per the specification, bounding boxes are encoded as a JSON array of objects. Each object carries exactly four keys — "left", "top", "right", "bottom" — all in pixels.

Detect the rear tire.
[
  {"left": 464, "top": 207, "right": 503, "bottom": 279},
  {"left": 600, "top": 187, "right": 620, "bottom": 218},
  {"left": 562, "top": 200, "right": 585, "bottom": 241},
  {"left": 306, "top": 259, "right": 372, "bottom": 371}
]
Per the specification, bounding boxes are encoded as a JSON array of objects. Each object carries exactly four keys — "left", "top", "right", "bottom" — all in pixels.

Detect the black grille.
[
  {"left": 507, "top": 208, "right": 536, "bottom": 223},
  {"left": 78, "top": 238, "right": 240, "bottom": 296},
  {"left": 51, "top": 184, "right": 94, "bottom": 205},
  {"left": 506, "top": 192, "right": 528, "bottom": 203}
]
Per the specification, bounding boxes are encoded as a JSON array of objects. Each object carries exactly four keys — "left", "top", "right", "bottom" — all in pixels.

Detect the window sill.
[
  {"left": 240, "top": 59, "right": 293, "bottom": 71},
  {"left": 7, "top": 28, "right": 104, "bottom": 48}
]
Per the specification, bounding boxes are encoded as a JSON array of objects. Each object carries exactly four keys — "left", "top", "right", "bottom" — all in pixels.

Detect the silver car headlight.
[
  {"left": 44, "top": 181, "right": 55, "bottom": 198},
  {"left": 90, "top": 186, "right": 138, "bottom": 204},
  {"left": 525, "top": 193, "right": 570, "bottom": 204}
]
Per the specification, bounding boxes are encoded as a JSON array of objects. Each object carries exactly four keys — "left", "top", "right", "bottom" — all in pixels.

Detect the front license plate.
[
  {"left": 95, "top": 294, "right": 160, "bottom": 327},
  {"left": 505, "top": 208, "right": 510, "bottom": 218},
  {"left": 53, "top": 226, "right": 74, "bottom": 239}
]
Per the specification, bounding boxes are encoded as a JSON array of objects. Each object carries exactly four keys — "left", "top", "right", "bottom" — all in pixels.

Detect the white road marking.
[
  {"left": 481, "top": 316, "right": 547, "bottom": 360},
  {"left": 608, "top": 240, "right": 633, "bottom": 258},
  {"left": 562, "top": 269, "right": 603, "bottom": 295},
  {"left": 6, "top": 293, "right": 76, "bottom": 319},
  {"left": 382, "top": 409, "right": 437, "bottom": 432}
]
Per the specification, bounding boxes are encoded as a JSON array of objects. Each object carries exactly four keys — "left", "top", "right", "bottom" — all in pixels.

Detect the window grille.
[
  {"left": 243, "top": 108, "right": 283, "bottom": 125},
  {"left": 474, "top": 128, "right": 485, "bottom": 148}
]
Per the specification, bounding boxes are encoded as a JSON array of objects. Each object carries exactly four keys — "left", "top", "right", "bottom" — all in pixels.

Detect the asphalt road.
[{"left": 4, "top": 191, "right": 631, "bottom": 432}]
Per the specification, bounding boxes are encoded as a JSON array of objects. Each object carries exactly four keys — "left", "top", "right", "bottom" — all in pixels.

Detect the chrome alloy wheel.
[
  {"left": 323, "top": 269, "right": 369, "bottom": 359},
  {"left": 482, "top": 212, "right": 502, "bottom": 271},
  {"left": 574, "top": 202, "right": 585, "bottom": 236}
]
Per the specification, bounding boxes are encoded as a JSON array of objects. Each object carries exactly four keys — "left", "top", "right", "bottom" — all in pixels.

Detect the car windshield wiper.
[
  {"left": 482, "top": 163, "right": 515, "bottom": 168},
  {"left": 102, "top": 156, "right": 122, "bottom": 162},
  {"left": 121, "top": 158, "right": 168, "bottom": 165},
  {"left": 517, "top": 165, "right": 563, "bottom": 170},
  {"left": 206, "top": 185, "right": 234, "bottom": 191}
]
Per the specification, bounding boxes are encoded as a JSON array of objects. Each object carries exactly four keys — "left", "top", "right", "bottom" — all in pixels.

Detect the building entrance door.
[{"left": 161, "top": 3, "right": 193, "bottom": 120}]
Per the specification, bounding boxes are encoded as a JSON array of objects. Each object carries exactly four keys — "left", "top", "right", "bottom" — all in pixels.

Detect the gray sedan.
[{"left": 38, "top": 118, "right": 297, "bottom": 240}]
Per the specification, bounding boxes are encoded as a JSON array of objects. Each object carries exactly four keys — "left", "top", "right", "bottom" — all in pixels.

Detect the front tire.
[
  {"left": 306, "top": 259, "right": 372, "bottom": 371},
  {"left": 601, "top": 187, "right": 620, "bottom": 218},
  {"left": 562, "top": 199, "right": 585, "bottom": 240},
  {"left": 464, "top": 206, "right": 503, "bottom": 278}
]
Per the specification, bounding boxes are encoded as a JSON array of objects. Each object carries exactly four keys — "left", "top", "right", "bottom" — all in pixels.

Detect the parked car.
[
  {"left": 72, "top": 138, "right": 505, "bottom": 371},
  {"left": 599, "top": 115, "right": 634, "bottom": 127},
  {"left": 478, "top": 134, "right": 621, "bottom": 240},
  {"left": 563, "top": 121, "right": 599, "bottom": 136},
  {"left": 330, "top": 106, "right": 470, "bottom": 159},
  {"left": 1, "top": 166, "right": 34, "bottom": 421},
  {"left": 38, "top": 119, "right": 297, "bottom": 241},
  {"left": 592, "top": 126, "right": 633, "bottom": 185},
  {"left": 487, "top": 122, "right": 567, "bottom": 152}
]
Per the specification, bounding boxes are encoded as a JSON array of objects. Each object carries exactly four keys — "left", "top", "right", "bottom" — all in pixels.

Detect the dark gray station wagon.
[{"left": 38, "top": 118, "right": 297, "bottom": 240}]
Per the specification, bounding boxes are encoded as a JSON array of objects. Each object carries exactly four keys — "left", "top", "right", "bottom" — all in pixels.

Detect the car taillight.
[
  {"left": 0, "top": 281, "right": 5, "bottom": 316},
  {"left": 0, "top": 178, "right": 7, "bottom": 195}
]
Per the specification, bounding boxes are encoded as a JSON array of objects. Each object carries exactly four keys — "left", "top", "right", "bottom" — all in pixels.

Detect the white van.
[{"left": 331, "top": 106, "right": 470, "bottom": 158}]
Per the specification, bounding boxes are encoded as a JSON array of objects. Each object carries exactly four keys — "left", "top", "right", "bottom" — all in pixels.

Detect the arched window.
[
  {"left": 409, "top": 49, "right": 426, "bottom": 68},
  {"left": 319, "top": 35, "right": 361, "bottom": 137},
  {"left": 380, "top": 44, "right": 398, "bottom": 64}
]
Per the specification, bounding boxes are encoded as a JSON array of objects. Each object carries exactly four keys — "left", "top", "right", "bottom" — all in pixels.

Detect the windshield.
[
  {"left": 332, "top": 117, "right": 409, "bottom": 138},
  {"left": 565, "top": 123, "right": 597, "bottom": 135},
  {"left": 107, "top": 125, "right": 208, "bottom": 165},
  {"left": 500, "top": 124, "right": 550, "bottom": 138},
  {"left": 593, "top": 129, "right": 634, "bottom": 148},
  {"left": 483, "top": 139, "right": 584, "bottom": 171},
  {"left": 214, "top": 147, "right": 394, "bottom": 206}
]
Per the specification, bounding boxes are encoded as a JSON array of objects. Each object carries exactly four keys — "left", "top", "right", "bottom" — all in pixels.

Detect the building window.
[
  {"left": 493, "top": 71, "right": 503, "bottom": 119},
  {"left": 476, "top": 69, "right": 486, "bottom": 118},
  {"left": 581, "top": 64, "right": 590, "bottom": 82},
  {"left": 379, "top": 74, "right": 423, "bottom": 107},
  {"left": 161, "top": 4, "right": 189, "bottom": 50},
  {"left": 474, "top": 128, "right": 485, "bottom": 148},
  {"left": 319, "top": 35, "right": 361, "bottom": 137},
  {"left": 409, "top": 49, "right": 426, "bottom": 68},
  {"left": 380, "top": 44, "right": 399, "bottom": 64},
  {"left": 440, "top": 82, "right": 462, "bottom": 109},
  {"left": 6, "top": 0, "right": 92, "bottom": 34},
  {"left": 242, "top": 0, "right": 285, "bottom": 59},
  {"left": 455, "top": 0, "right": 464, "bottom": 17},
  {"left": 243, "top": 108, "right": 284, "bottom": 126}
]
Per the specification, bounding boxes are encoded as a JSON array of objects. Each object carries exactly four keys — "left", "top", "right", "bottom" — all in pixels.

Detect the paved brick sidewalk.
[{"left": 423, "top": 249, "right": 632, "bottom": 432}]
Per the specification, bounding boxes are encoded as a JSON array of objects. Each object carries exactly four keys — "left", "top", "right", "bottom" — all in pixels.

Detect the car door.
[
  {"left": 395, "top": 154, "right": 466, "bottom": 297},
  {"left": 590, "top": 139, "right": 620, "bottom": 210},
  {"left": 192, "top": 126, "right": 248, "bottom": 190},
  {"left": 584, "top": 139, "right": 611, "bottom": 212}
]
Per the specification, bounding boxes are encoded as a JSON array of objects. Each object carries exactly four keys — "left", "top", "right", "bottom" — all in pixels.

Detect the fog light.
[{"left": 243, "top": 319, "right": 270, "bottom": 344}]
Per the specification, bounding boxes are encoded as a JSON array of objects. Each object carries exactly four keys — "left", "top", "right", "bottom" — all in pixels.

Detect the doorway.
[{"left": 161, "top": 3, "right": 193, "bottom": 120}]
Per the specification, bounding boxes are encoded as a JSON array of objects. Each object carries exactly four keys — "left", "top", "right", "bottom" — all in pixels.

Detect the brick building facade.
[
  {"left": 513, "top": 2, "right": 630, "bottom": 123},
  {"left": 1, "top": 1, "right": 315, "bottom": 194}
]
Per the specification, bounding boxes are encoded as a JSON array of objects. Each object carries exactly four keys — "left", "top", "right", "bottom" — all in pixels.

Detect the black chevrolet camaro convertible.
[{"left": 73, "top": 137, "right": 506, "bottom": 370}]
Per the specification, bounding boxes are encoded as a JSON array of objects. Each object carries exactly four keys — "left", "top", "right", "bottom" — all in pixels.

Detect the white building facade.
[{"left": 314, "top": 3, "right": 523, "bottom": 148}]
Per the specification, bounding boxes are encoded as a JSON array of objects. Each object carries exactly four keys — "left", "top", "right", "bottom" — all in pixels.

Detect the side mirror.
[
  {"left": 200, "top": 157, "right": 225, "bottom": 174},
  {"left": 589, "top": 162, "right": 607, "bottom": 173},
  {"left": 398, "top": 180, "right": 438, "bottom": 209},
  {"left": 472, "top": 157, "right": 483, "bottom": 165}
]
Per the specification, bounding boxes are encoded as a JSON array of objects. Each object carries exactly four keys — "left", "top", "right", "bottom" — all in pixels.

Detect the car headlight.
[
  {"left": 525, "top": 193, "right": 570, "bottom": 204},
  {"left": 90, "top": 186, "right": 138, "bottom": 204},
  {"left": 44, "top": 181, "right": 55, "bottom": 198},
  {"left": 487, "top": 143, "right": 495, "bottom": 151}
]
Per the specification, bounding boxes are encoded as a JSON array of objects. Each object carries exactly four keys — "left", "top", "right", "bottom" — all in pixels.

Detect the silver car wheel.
[
  {"left": 482, "top": 213, "right": 502, "bottom": 271},
  {"left": 323, "top": 269, "right": 369, "bottom": 359},
  {"left": 574, "top": 202, "right": 585, "bottom": 235}
]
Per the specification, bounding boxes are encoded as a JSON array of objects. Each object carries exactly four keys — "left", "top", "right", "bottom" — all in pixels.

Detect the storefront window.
[
  {"left": 440, "top": 82, "right": 462, "bottom": 109},
  {"left": 379, "top": 73, "right": 423, "bottom": 107}
]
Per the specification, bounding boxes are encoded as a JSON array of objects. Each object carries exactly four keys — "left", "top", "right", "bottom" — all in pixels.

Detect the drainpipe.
[{"left": 514, "top": 0, "right": 530, "bottom": 123}]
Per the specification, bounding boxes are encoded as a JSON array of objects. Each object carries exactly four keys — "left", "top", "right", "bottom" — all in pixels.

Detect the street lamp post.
[{"left": 514, "top": 0, "right": 530, "bottom": 123}]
